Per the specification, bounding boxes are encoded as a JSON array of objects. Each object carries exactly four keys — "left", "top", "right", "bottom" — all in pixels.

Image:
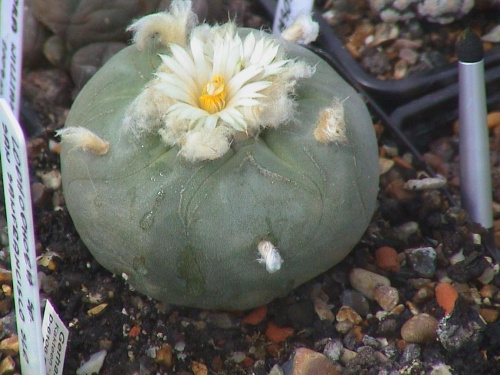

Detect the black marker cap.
[{"left": 456, "top": 28, "right": 484, "bottom": 63}]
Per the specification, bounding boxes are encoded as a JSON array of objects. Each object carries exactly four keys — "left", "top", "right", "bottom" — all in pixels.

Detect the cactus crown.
[{"left": 123, "top": 0, "right": 314, "bottom": 162}]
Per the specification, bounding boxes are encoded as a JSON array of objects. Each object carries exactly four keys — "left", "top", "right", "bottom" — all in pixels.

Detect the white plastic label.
[
  {"left": 272, "top": 0, "right": 314, "bottom": 36},
  {"left": 0, "top": 0, "right": 24, "bottom": 118},
  {"left": 0, "top": 99, "right": 46, "bottom": 374},
  {"left": 43, "top": 300, "right": 69, "bottom": 375}
]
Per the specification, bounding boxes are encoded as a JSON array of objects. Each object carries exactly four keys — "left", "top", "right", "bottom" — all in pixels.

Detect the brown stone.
[
  {"left": 479, "top": 308, "right": 499, "bottom": 323},
  {"left": 374, "top": 285, "right": 399, "bottom": 311},
  {"left": 0, "top": 336, "right": 19, "bottom": 357},
  {"left": 292, "top": 348, "right": 340, "bottom": 375},
  {"left": 155, "top": 343, "right": 173, "bottom": 367},
  {"left": 0, "top": 356, "right": 15, "bottom": 375},
  {"left": 401, "top": 314, "right": 438, "bottom": 343}
]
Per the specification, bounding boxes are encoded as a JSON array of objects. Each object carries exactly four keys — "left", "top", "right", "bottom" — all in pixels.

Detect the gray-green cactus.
[{"left": 59, "top": 3, "right": 379, "bottom": 310}]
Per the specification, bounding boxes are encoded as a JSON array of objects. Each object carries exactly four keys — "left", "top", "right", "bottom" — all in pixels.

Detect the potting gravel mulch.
[{"left": 1, "top": 1, "right": 500, "bottom": 374}]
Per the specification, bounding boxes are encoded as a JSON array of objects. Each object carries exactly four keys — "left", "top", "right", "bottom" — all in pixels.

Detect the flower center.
[{"left": 199, "top": 76, "right": 227, "bottom": 114}]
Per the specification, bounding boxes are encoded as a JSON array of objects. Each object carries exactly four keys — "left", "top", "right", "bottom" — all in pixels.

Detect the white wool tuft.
[
  {"left": 257, "top": 240, "right": 283, "bottom": 273},
  {"left": 56, "top": 127, "right": 110, "bottom": 155},
  {"left": 281, "top": 14, "right": 319, "bottom": 45},
  {"left": 123, "top": 87, "right": 174, "bottom": 137},
  {"left": 178, "top": 127, "right": 231, "bottom": 162},
  {"left": 313, "top": 98, "right": 348, "bottom": 144},
  {"left": 127, "top": 0, "right": 197, "bottom": 50}
]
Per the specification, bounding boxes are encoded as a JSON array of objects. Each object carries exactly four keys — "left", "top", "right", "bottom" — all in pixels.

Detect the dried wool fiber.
[
  {"left": 56, "top": 127, "right": 109, "bottom": 155},
  {"left": 126, "top": 0, "right": 197, "bottom": 50},
  {"left": 314, "top": 98, "right": 347, "bottom": 144},
  {"left": 257, "top": 241, "right": 283, "bottom": 273},
  {"left": 281, "top": 14, "right": 319, "bottom": 45}
]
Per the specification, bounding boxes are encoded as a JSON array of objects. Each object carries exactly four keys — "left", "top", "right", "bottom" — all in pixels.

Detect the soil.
[{"left": 1, "top": 1, "right": 500, "bottom": 374}]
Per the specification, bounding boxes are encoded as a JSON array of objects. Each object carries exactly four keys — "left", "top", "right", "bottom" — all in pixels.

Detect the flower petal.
[
  {"left": 159, "top": 54, "right": 199, "bottom": 93},
  {"left": 227, "top": 65, "right": 264, "bottom": 97}
]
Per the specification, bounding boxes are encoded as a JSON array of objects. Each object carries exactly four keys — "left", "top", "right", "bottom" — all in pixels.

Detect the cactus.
[{"left": 59, "top": 2, "right": 379, "bottom": 310}]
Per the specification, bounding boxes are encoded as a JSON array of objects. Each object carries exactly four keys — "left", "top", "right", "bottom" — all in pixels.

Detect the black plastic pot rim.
[{"left": 257, "top": 0, "right": 500, "bottom": 107}]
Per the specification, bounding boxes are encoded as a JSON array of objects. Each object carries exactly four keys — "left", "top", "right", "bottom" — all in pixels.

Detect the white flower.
[{"left": 125, "top": 2, "right": 314, "bottom": 162}]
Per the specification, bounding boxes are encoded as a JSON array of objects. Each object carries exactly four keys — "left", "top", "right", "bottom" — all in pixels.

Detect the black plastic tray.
[
  {"left": 391, "top": 64, "right": 500, "bottom": 152},
  {"left": 257, "top": 0, "right": 500, "bottom": 108}
]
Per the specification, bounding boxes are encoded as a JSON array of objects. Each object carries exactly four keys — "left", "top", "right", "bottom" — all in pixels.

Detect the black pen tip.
[{"left": 456, "top": 28, "right": 484, "bottom": 63}]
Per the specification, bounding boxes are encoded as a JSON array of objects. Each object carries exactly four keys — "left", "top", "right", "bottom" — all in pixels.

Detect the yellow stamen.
[{"left": 199, "top": 76, "right": 227, "bottom": 114}]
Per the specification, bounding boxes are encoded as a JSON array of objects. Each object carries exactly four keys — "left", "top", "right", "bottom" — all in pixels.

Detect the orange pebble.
[
  {"left": 265, "top": 322, "right": 294, "bottom": 343},
  {"left": 242, "top": 305, "right": 267, "bottom": 325},
  {"left": 375, "top": 246, "right": 400, "bottom": 272},
  {"left": 155, "top": 343, "right": 173, "bottom": 367},
  {"left": 242, "top": 356, "right": 255, "bottom": 368},
  {"left": 128, "top": 325, "right": 141, "bottom": 338},
  {"left": 435, "top": 282, "right": 458, "bottom": 315},
  {"left": 392, "top": 156, "right": 414, "bottom": 170}
]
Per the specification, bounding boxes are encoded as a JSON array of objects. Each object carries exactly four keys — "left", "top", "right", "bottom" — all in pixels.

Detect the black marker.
[{"left": 457, "top": 29, "right": 499, "bottom": 260}]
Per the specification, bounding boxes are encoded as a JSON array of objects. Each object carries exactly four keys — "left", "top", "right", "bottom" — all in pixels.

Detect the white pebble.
[
  {"left": 349, "top": 268, "right": 391, "bottom": 300},
  {"left": 76, "top": 350, "right": 107, "bottom": 375},
  {"left": 404, "top": 175, "right": 447, "bottom": 190}
]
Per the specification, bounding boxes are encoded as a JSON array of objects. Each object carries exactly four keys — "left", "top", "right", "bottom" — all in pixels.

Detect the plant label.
[
  {"left": 273, "top": 0, "right": 313, "bottom": 36},
  {"left": 42, "top": 300, "right": 69, "bottom": 375},
  {"left": 0, "top": 99, "right": 46, "bottom": 375},
  {"left": 0, "top": 0, "right": 24, "bottom": 118}
]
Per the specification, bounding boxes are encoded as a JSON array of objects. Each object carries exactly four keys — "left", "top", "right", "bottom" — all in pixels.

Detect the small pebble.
[
  {"left": 429, "top": 363, "right": 453, "bottom": 375},
  {"left": 412, "top": 285, "right": 435, "bottom": 304},
  {"left": 323, "top": 338, "right": 344, "bottom": 362},
  {"left": 40, "top": 169, "right": 62, "bottom": 190},
  {"left": 242, "top": 305, "right": 267, "bottom": 325},
  {"left": 393, "top": 59, "right": 408, "bottom": 79},
  {"left": 155, "top": 344, "right": 173, "bottom": 367},
  {"left": 435, "top": 283, "right": 458, "bottom": 315},
  {"left": 76, "top": 350, "right": 107, "bottom": 375},
  {"left": 371, "top": 23, "right": 399, "bottom": 46},
  {"left": 340, "top": 289, "right": 370, "bottom": 317},
  {"left": 336, "top": 306, "right": 363, "bottom": 326},
  {"left": 191, "top": 361, "right": 208, "bottom": 375},
  {"left": 406, "top": 247, "right": 436, "bottom": 278},
  {"left": 0, "top": 336, "right": 18, "bottom": 357},
  {"left": 482, "top": 25, "right": 500, "bottom": 43},
  {"left": 374, "top": 285, "right": 399, "bottom": 311},
  {"left": 204, "top": 312, "right": 238, "bottom": 329},
  {"left": 0, "top": 356, "right": 15, "bottom": 375},
  {"left": 386, "top": 178, "right": 416, "bottom": 202},
  {"left": 313, "top": 298, "right": 335, "bottom": 322},
  {"left": 339, "top": 348, "right": 357, "bottom": 365},
  {"left": 87, "top": 303, "right": 108, "bottom": 316},
  {"left": 0, "top": 298, "right": 12, "bottom": 317},
  {"left": 399, "top": 48, "right": 419, "bottom": 64},
  {"left": 31, "top": 182, "right": 50, "bottom": 207},
  {"left": 349, "top": 268, "right": 391, "bottom": 299},
  {"left": 404, "top": 176, "right": 447, "bottom": 191},
  {"left": 265, "top": 322, "right": 294, "bottom": 343},
  {"left": 292, "top": 347, "right": 340, "bottom": 375},
  {"left": 381, "top": 342, "right": 398, "bottom": 359},
  {"left": 361, "top": 335, "right": 382, "bottom": 350},
  {"left": 477, "top": 261, "right": 498, "bottom": 285},
  {"left": 230, "top": 351, "right": 246, "bottom": 363},
  {"left": 479, "top": 308, "right": 499, "bottom": 323},
  {"left": 401, "top": 313, "right": 439, "bottom": 343},
  {"left": 375, "top": 246, "right": 400, "bottom": 272},
  {"left": 399, "top": 343, "right": 421, "bottom": 365},
  {"left": 379, "top": 157, "right": 395, "bottom": 175},
  {"left": 437, "top": 299, "right": 486, "bottom": 352},
  {"left": 269, "top": 364, "right": 284, "bottom": 375},
  {"left": 394, "top": 221, "right": 420, "bottom": 241},
  {"left": 480, "top": 284, "right": 499, "bottom": 299}
]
